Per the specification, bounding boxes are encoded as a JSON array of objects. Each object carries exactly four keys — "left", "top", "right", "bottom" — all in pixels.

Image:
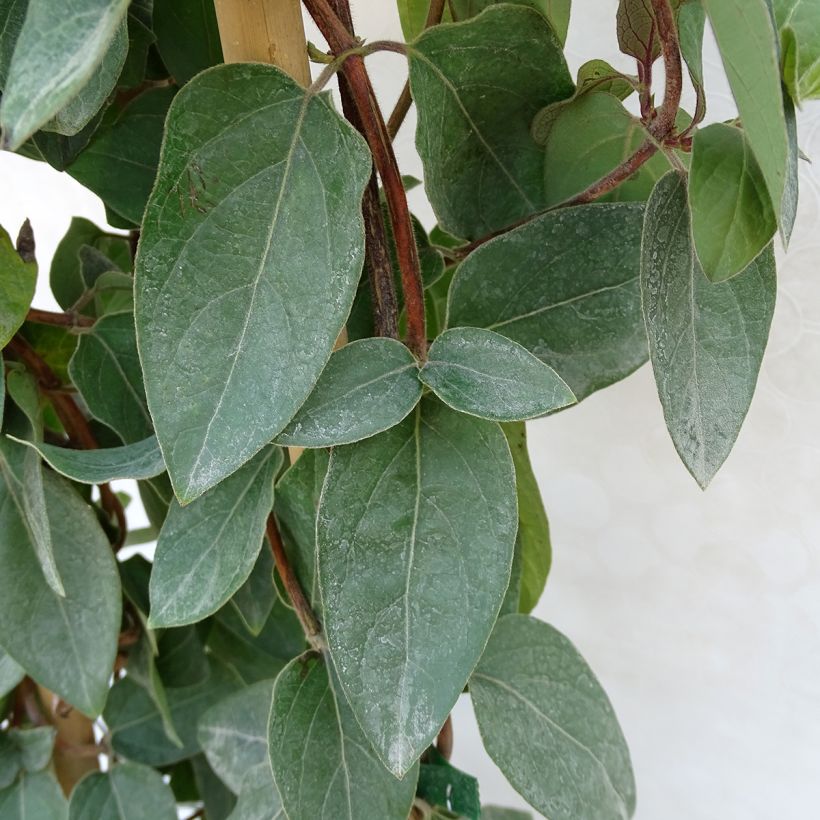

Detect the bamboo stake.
[
  {"left": 36, "top": 686, "right": 98, "bottom": 795},
  {"left": 213, "top": 0, "right": 311, "bottom": 85}
]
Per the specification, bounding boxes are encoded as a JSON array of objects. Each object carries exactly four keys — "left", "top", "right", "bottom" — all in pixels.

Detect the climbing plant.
[{"left": 0, "top": 0, "right": 816, "bottom": 817}]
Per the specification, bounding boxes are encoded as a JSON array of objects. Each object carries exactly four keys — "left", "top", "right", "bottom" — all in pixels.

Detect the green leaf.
[
  {"left": 396, "top": 0, "right": 453, "bottom": 40},
  {"left": 471, "top": 615, "right": 635, "bottom": 820},
  {"left": 227, "top": 783, "right": 282, "bottom": 820},
  {"left": 642, "top": 171, "right": 776, "bottom": 488},
  {"left": 69, "top": 312, "right": 153, "bottom": 444},
  {"left": 269, "top": 653, "right": 419, "bottom": 820},
  {"left": 542, "top": 92, "right": 671, "bottom": 207},
  {"left": 409, "top": 5, "right": 574, "bottom": 240},
  {"left": 0, "top": 646, "right": 24, "bottom": 699},
  {"left": 125, "top": 630, "right": 184, "bottom": 749},
  {"left": 206, "top": 601, "right": 304, "bottom": 685},
  {"left": 149, "top": 445, "right": 281, "bottom": 628},
  {"left": 703, "top": 0, "right": 789, "bottom": 225},
  {"left": 448, "top": 203, "right": 647, "bottom": 401},
  {"left": 417, "top": 749, "right": 480, "bottom": 820},
  {"left": 135, "top": 63, "right": 370, "bottom": 503},
  {"left": 46, "top": 17, "right": 128, "bottom": 137},
  {"left": 0, "top": 468, "right": 121, "bottom": 715},
  {"left": 118, "top": 12, "right": 156, "bottom": 89},
  {"left": 773, "top": 0, "right": 820, "bottom": 101},
  {"left": 677, "top": 0, "right": 706, "bottom": 122},
  {"left": 0, "top": 0, "right": 129, "bottom": 150},
  {"left": 689, "top": 123, "right": 776, "bottom": 283},
  {"left": 276, "top": 338, "right": 421, "bottom": 447},
  {"left": 0, "top": 727, "right": 56, "bottom": 788},
  {"left": 317, "top": 397, "right": 516, "bottom": 775},
  {"left": 451, "top": 0, "right": 570, "bottom": 42},
  {"left": 0, "top": 0, "right": 26, "bottom": 89},
  {"left": 152, "top": 0, "right": 223, "bottom": 84},
  {"left": 3, "top": 369, "right": 64, "bottom": 597},
  {"left": 68, "top": 763, "right": 177, "bottom": 820},
  {"left": 198, "top": 680, "right": 273, "bottom": 794},
  {"left": 575, "top": 60, "right": 636, "bottom": 100},
  {"left": 502, "top": 423, "right": 551, "bottom": 612},
  {"left": 616, "top": 0, "right": 681, "bottom": 63},
  {"left": 274, "top": 448, "right": 329, "bottom": 611},
  {"left": 49, "top": 218, "right": 130, "bottom": 311},
  {"left": 780, "top": 81, "right": 800, "bottom": 252},
  {"left": 0, "top": 225, "right": 36, "bottom": 348},
  {"left": 67, "top": 85, "right": 176, "bottom": 225},
  {"left": 191, "top": 755, "right": 238, "bottom": 820},
  {"left": 0, "top": 425, "right": 64, "bottom": 599},
  {"left": 104, "top": 659, "right": 240, "bottom": 766},
  {"left": 421, "top": 327, "right": 575, "bottom": 421},
  {"left": 229, "top": 545, "right": 276, "bottom": 636},
  {"left": 0, "top": 771, "right": 67, "bottom": 820},
  {"left": 155, "top": 625, "right": 210, "bottom": 688},
  {"left": 14, "top": 435, "right": 164, "bottom": 484}
]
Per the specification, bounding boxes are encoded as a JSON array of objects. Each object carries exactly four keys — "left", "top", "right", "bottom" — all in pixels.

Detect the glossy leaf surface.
[
  {"left": 0, "top": 0, "right": 129, "bottom": 149},
  {"left": 471, "top": 615, "right": 635, "bottom": 820},
  {"left": 318, "top": 398, "right": 516, "bottom": 775},
  {"left": 642, "top": 172, "right": 776, "bottom": 487},
  {"left": 149, "top": 446, "right": 281, "bottom": 628},
  {"left": 421, "top": 327, "right": 575, "bottom": 421},
  {"left": 0, "top": 468, "right": 120, "bottom": 716},
  {"left": 135, "top": 63, "right": 370, "bottom": 502},
  {"left": 269, "top": 653, "right": 418, "bottom": 820},
  {"left": 276, "top": 338, "right": 421, "bottom": 448}
]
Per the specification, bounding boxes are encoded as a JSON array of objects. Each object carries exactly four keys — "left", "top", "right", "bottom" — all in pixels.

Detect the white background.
[{"left": 3, "top": 1, "right": 820, "bottom": 818}]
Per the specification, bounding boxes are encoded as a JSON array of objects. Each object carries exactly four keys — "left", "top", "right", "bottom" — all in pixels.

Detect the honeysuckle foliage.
[{"left": 0, "top": 0, "right": 815, "bottom": 817}]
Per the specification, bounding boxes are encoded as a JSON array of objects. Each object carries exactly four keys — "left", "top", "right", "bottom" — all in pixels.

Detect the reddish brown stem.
[
  {"left": 267, "top": 515, "right": 322, "bottom": 642},
  {"left": 387, "top": 85, "right": 413, "bottom": 142},
  {"left": 386, "top": 0, "right": 447, "bottom": 141},
  {"left": 26, "top": 308, "right": 94, "bottom": 328},
  {"left": 436, "top": 715, "right": 453, "bottom": 760},
  {"left": 303, "top": 0, "right": 427, "bottom": 359},
  {"left": 647, "top": 0, "right": 683, "bottom": 141},
  {"left": 5, "top": 336, "right": 127, "bottom": 549},
  {"left": 328, "top": 0, "right": 399, "bottom": 339}
]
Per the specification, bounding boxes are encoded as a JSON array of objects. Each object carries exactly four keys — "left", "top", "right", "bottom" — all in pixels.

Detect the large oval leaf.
[
  {"left": 0, "top": 468, "right": 121, "bottom": 716},
  {"left": 135, "top": 63, "right": 371, "bottom": 502},
  {"left": 448, "top": 203, "right": 647, "bottom": 401},
  {"left": 149, "top": 446, "right": 282, "bottom": 628},
  {"left": 471, "top": 615, "right": 636, "bottom": 820},
  {"left": 275, "top": 338, "right": 422, "bottom": 448},
  {"left": 408, "top": 5, "right": 574, "bottom": 240},
  {"left": 0, "top": 0, "right": 129, "bottom": 149},
  {"left": 317, "top": 397, "right": 517, "bottom": 775},
  {"left": 268, "top": 653, "right": 418, "bottom": 820},
  {"left": 642, "top": 172, "right": 776, "bottom": 488}
]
